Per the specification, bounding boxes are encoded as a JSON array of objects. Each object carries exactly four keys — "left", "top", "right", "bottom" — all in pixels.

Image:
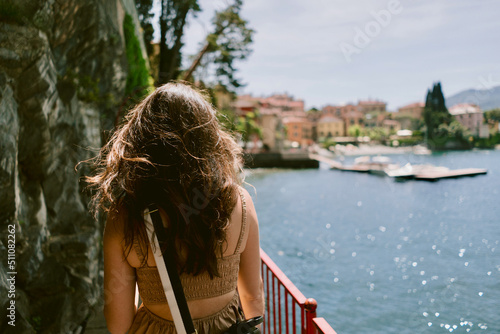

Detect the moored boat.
[{"left": 385, "top": 163, "right": 449, "bottom": 178}]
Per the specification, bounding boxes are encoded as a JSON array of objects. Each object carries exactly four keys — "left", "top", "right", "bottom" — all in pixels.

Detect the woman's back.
[
  {"left": 126, "top": 186, "right": 249, "bottom": 320},
  {"left": 92, "top": 83, "right": 264, "bottom": 333}
]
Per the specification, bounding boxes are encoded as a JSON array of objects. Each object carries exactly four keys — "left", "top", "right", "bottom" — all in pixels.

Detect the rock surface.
[{"left": 0, "top": 0, "right": 139, "bottom": 332}]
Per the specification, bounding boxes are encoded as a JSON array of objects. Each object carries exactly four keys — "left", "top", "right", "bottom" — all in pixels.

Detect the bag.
[
  {"left": 145, "top": 206, "right": 263, "bottom": 334},
  {"left": 224, "top": 316, "right": 263, "bottom": 334}
]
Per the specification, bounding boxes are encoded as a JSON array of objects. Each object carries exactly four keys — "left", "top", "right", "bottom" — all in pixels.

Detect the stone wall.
[{"left": 0, "top": 0, "right": 137, "bottom": 332}]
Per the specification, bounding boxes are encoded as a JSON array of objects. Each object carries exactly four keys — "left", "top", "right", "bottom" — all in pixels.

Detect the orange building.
[
  {"left": 398, "top": 102, "right": 425, "bottom": 119},
  {"left": 322, "top": 105, "right": 343, "bottom": 118},
  {"left": 283, "top": 116, "right": 313, "bottom": 146},
  {"left": 260, "top": 94, "right": 305, "bottom": 112},
  {"left": 357, "top": 100, "right": 387, "bottom": 114},
  {"left": 343, "top": 110, "right": 365, "bottom": 133}
]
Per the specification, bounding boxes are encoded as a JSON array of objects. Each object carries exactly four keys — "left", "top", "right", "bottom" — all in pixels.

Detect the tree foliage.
[
  {"left": 347, "top": 125, "right": 362, "bottom": 137},
  {"left": 484, "top": 108, "right": 500, "bottom": 123},
  {"left": 237, "top": 111, "right": 262, "bottom": 149},
  {"left": 198, "top": 0, "right": 254, "bottom": 89},
  {"left": 158, "top": 0, "right": 201, "bottom": 84},
  {"left": 422, "top": 82, "right": 453, "bottom": 143},
  {"left": 134, "top": 0, "right": 253, "bottom": 91},
  {"left": 123, "top": 14, "right": 152, "bottom": 100},
  {"left": 135, "top": 0, "right": 155, "bottom": 55}
]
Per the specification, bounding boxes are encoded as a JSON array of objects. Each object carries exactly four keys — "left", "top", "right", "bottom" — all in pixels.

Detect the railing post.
[{"left": 304, "top": 298, "right": 318, "bottom": 334}]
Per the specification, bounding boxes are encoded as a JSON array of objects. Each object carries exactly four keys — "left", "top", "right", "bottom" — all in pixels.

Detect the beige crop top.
[{"left": 135, "top": 187, "right": 246, "bottom": 304}]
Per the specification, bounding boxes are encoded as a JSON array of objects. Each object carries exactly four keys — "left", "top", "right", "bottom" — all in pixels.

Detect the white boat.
[
  {"left": 385, "top": 163, "right": 449, "bottom": 178},
  {"left": 353, "top": 156, "right": 400, "bottom": 175}
]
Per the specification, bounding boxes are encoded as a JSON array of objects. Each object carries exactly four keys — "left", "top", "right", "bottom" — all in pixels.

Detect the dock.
[
  {"left": 244, "top": 152, "right": 319, "bottom": 168},
  {"left": 308, "top": 154, "right": 488, "bottom": 181},
  {"left": 308, "top": 154, "right": 343, "bottom": 168},
  {"left": 414, "top": 168, "right": 487, "bottom": 181},
  {"left": 335, "top": 165, "right": 371, "bottom": 172},
  {"left": 333, "top": 165, "right": 487, "bottom": 181}
]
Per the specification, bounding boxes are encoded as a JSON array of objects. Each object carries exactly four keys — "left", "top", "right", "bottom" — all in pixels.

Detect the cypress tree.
[{"left": 423, "top": 82, "right": 452, "bottom": 144}]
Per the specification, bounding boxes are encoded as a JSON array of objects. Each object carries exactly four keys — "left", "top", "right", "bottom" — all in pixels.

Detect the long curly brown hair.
[{"left": 86, "top": 82, "right": 244, "bottom": 277}]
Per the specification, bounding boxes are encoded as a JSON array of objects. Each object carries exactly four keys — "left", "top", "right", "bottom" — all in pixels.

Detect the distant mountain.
[{"left": 446, "top": 85, "right": 500, "bottom": 111}]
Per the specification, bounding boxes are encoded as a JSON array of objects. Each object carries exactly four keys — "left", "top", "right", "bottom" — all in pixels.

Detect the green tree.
[
  {"left": 135, "top": 0, "right": 253, "bottom": 91},
  {"left": 123, "top": 14, "right": 152, "bottom": 99},
  {"left": 117, "top": 14, "right": 154, "bottom": 126},
  {"left": 157, "top": 0, "right": 201, "bottom": 84},
  {"left": 484, "top": 108, "right": 500, "bottom": 123},
  {"left": 422, "top": 82, "right": 453, "bottom": 144},
  {"left": 135, "top": 0, "right": 155, "bottom": 56},
  {"left": 217, "top": 108, "right": 238, "bottom": 132},
  {"left": 348, "top": 125, "right": 362, "bottom": 137},
  {"left": 366, "top": 127, "right": 389, "bottom": 142},
  {"left": 181, "top": 0, "right": 254, "bottom": 90},
  {"left": 236, "top": 111, "right": 262, "bottom": 150}
]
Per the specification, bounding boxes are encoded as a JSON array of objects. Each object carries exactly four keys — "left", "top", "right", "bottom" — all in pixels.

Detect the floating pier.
[
  {"left": 414, "top": 168, "right": 487, "bottom": 181},
  {"left": 333, "top": 165, "right": 487, "bottom": 181},
  {"left": 310, "top": 154, "right": 488, "bottom": 181},
  {"left": 309, "top": 153, "right": 342, "bottom": 168}
]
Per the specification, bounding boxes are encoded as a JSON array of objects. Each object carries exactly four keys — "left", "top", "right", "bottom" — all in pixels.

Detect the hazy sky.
[{"left": 155, "top": 0, "right": 500, "bottom": 110}]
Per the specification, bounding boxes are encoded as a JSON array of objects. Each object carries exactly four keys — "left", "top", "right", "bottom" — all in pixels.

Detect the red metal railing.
[{"left": 260, "top": 249, "right": 337, "bottom": 334}]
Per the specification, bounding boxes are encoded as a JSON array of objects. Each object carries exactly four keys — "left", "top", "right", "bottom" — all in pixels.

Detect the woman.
[{"left": 87, "top": 83, "right": 264, "bottom": 333}]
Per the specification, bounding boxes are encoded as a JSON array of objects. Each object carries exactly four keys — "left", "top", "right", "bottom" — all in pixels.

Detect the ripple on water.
[{"left": 251, "top": 150, "right": 500, "bottom": 334}]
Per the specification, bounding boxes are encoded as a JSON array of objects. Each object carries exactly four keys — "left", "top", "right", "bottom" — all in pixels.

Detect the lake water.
[{"left": 244, "top": 149, "right": 500, "bottom": 334}]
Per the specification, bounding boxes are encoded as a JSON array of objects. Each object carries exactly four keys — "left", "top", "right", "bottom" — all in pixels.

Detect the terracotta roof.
[
  {"left": 343, "top": 111, "right": 364, "bottom": 118},
  {"left": 233, "top": 100, "right": 257, "bottom": 108},
  {"left": 319, "top": 116, "right": 343, "bottom": 123},
  {"left": 259, "top": 108, "right": 281, "bottom": 115},
  {"left": 358, "top": 100, "right": 386, "bottom": 105},
  {"left": 398, "top": 102, "right": 425, "bottom": 109},
  {"left": 449, "top": 103, "right": 482, "bottom": 115},
  {"left": 322, "top": 105, "right": 341, "bottom": 113},
  {"left": 283, "top": 116, "right": 311, "bottom": 124},
  {"left": 282, "top": 110, "right": 307, "bottom": 117}
]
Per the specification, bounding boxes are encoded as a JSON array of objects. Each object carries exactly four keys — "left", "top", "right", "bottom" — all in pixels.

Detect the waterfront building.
[
  {"left": 343, "top": 110, "right": 365, "bottom": 133},
  {"left": 357, "top": 99, "right": 387, "bottom": 114},
  {"left": 398, "top": 101, "right": 425, "bottom": 119},
  {"left": 340, "top": 103, "right": 358, "bottom": 116},
  {"left": 234, "top": 93, "right": 307, "bottom": 151},
  {"left": 322, "top": 105, "right": 343, "bottom": 118},
  {"left": 259, "top": 108, "right": 282, "bottom": 151},
  {"left": 382, "top": 119, "right": 402, "bottom": 133},
  {"left": 259, "top": 93, "right": 305, "bottom": 113},
  {"left": 283, "top": 116, "right": 313, "bottom": 147},
  {"left": 233, "top": 94, "right": 260, "bottom": 116},
  {"left": 317, "top": 115, "right": 345, "bottom": 138},
  {"left": 449, "top": 103, "right": 489, "bottom": 138}
]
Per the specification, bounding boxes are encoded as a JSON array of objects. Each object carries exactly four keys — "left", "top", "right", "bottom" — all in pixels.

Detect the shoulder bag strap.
[{"left": 144, "top": 206, "right": 197, "bottom": 334}]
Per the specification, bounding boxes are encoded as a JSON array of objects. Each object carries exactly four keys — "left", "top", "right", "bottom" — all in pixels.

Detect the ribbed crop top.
[{"left": 134, "top": 187, "right": 246, "bottom": 304}]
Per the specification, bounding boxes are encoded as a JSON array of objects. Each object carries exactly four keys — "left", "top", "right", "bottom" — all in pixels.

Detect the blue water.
[{"left": 245, "top": 150, "right": 500, "bottom": 334}]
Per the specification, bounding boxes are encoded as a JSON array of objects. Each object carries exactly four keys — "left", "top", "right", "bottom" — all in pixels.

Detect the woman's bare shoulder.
[
  {"left": 104, "top": 205, "right": 128, "bottom": 240},
  {"left": 239, "top": 185, "right": 257, "bottom": 221}
]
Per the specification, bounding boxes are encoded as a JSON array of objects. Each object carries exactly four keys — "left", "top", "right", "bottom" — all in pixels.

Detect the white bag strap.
[{"left": 144, "top": 210, "right": 194, "bottom": 334}]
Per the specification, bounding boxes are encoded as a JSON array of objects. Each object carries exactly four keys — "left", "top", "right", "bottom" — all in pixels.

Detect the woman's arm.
[
  {"left": 237, "top": 188, "right": 265, "bottom": 319},
  {"left": 103, "top": 212, "right": 137, "bottom": 333}
]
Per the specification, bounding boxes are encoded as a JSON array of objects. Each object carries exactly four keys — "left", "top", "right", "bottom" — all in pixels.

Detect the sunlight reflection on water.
[{"left": 246, "top": 150, "right": 500, "bottom": 333}]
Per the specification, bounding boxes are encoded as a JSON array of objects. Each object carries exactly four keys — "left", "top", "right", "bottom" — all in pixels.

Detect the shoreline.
[{"left": 332, "top": 144, "right": 500, "bottom": 157}]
